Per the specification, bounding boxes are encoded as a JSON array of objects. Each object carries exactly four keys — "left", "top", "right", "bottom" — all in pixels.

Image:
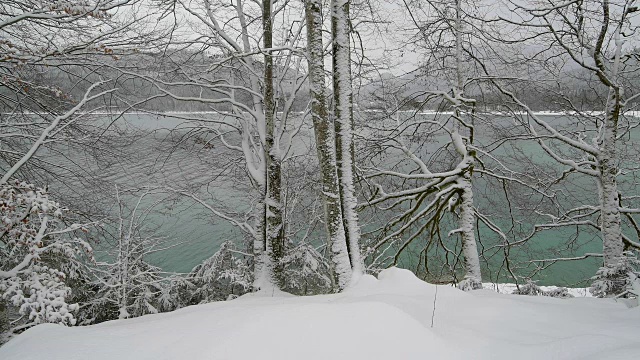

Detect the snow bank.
[{"left": 1, "top": 267, "right": 638, "bottom": 360}]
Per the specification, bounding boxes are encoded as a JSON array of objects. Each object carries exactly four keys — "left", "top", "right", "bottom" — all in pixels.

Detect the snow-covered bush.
[
  {"left": 0, "top": 181, "right": 93, "bottom": 341},
  {"left": 61, "top": 270, "right": 105, "bottom": 326},
  {"left": 91, "top": 260, "right": 165, "bottom": 320},
  {"left": 187, "top": 241, "right": 253, "bottom": 304},
  {"left": 592, "top": 254, "right": 640, "bottom": 298},
  {"left": 92, "top": 236, "right": 167, "bottom": 319},
  {"left": 457, "top": 277, "right": 483, "bottom": 292},
  {"left": 627, "top": 274, "right": 640, "bottom": 307},
  {"left": 543, "top": 287, "right": 574, "bottom": 299},
  {"left": 155, "top": 276, "right": 194, "bottom": 312},
  {"left": 282, "top": 243, "right": 334, "bottom": 295},
  {"left": 511, "top": 279, "right": 574, "bottom": 298},
  {"left": 512, "top": 280, "right": 544, "bottom": 296},
  {"left": 185, "top": 240, "right": 334, "bottom": 303},
  {"left": 590, "top": 252, "right": 640, "bottom": 298}
]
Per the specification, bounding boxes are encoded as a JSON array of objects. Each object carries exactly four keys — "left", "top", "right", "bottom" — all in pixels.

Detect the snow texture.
[{"left": 1, "top": 267, "right": 638, "bottom": 360}]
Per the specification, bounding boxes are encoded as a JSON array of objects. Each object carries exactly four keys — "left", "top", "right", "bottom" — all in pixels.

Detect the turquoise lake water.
[{"left": 53, "top": 112, "right": 640, "bottom": 286}]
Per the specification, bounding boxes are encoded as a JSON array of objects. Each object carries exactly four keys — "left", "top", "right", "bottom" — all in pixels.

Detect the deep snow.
[{"left": 1, "top": 268, "right": 638, "bottom": 360}]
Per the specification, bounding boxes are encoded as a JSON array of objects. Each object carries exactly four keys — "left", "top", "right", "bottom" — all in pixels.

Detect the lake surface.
[{"left": 45, "top": 112, "right": 640, "bottom": 286}]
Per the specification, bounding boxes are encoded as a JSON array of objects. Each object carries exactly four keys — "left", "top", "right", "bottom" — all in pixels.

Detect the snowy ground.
[{"left": 1, "top": 268, "right": 638, "bottom": 360}]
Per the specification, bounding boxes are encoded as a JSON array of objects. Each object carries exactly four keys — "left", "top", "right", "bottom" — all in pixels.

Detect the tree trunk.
[
  {"left": 305, "top": 0, "right": 352, "bottom": 290},
  {"left": 597, "top": 24, "right": 624, "bottom": 271},
  {"left": 230, "top": 0, "right": 272, "bottom": 290},
  {"left": 331, "top": 0, "right": 362, "bottom": 282},
  {"left": 118, "top": 235, "right": 130, "bottom": 319},
  {"left": 454, "top": 0, "right": 481, "bottom": 290},
  {"left": 599, "top": 86, "right": 624, "bottom": 268},
  {"left": 252, "top": 200, "right": 269, "bottom": 289},
  {"left": 458, "top": 174, "right": 482, "bottom": 289},
  {"left": 263, "top": 0, "right": 285, "bottom": 289}
]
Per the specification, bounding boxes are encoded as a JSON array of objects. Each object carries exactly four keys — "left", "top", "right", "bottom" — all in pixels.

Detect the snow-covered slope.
[{"left": 1, "top": 268, "right": 638, "bottom": 360}]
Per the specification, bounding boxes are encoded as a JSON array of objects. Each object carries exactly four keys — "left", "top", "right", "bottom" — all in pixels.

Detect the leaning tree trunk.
[
  {"left": 305, "top": 0, "right": 352, "bottom": 290},
  {"left": 262, "top": 0, "right": 285, "bottom": 289},
  {"left": 331, "top": 0, "right": 362, "bottom": 281}
]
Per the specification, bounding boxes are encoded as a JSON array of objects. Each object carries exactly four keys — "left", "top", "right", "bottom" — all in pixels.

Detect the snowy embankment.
[{"left": 1, "top": 268, "right": 638, "bottom": 360}]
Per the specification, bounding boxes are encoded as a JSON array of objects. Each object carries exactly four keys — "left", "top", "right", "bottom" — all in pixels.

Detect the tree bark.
[
  {"left": 305, "top": 0, "right": 352, "bottom": 290},
  {"left": 458, "top": 174, "right": 482, "bottom": 289},
  {"left": 454, "top": 0, "right": 481, "bottom": 289},
  {"left": 263, "top": 0, "right": 285, "bottom": 288},
  {"left": 599, "top": 86, "right": 624, "bottom": 268},
  {"left": 331, "top": 0, "right": 362, "bottom": 282},
  {"left": 597, "top": 22, "right": 624, "bottom": 270}
]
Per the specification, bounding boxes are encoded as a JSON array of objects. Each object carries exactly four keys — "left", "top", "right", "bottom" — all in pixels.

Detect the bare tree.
[
  {"left": 0, "top": 0, "right": 167, "bottom": 218},
  {"left": 138, "top": 0, "right": 312, "bottom": 290},
  {"left": 359, "top": 0, "right": 485, "bottom": 288},
  {"left": 480, "top": 0, "right": 640, "bottom": 295},
  {"left": 91, "top": 186, "right": 174, "bottom": 319}
]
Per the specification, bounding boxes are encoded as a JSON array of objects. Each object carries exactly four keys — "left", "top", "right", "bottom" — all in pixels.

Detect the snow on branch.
[{"left": 0, "top": 181, "right": 94, "bottom": 336}]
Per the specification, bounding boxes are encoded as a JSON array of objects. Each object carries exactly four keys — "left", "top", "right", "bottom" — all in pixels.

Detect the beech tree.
[
  {"left": 141, "top": 0, "right": 311, "bottom": 290},
  {"left": 482, "top": 0, "right": 640, "bottom": 295},
  {"left": 331, "top": 0, "right": 363, "bottom": 283},
  {"left": 146, "top": 0, "right": 366, "bottom": 291},
  {"left": 304, "top": 0, "right": 352, "bottom": 289},
  {"left": 360, "top": 0, "right": 485, "bottom": 288}
]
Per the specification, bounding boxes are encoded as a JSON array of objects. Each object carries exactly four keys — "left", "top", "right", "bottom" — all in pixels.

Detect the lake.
[{"left": 42, "top": 111, "right": 640, "bottom": 286}]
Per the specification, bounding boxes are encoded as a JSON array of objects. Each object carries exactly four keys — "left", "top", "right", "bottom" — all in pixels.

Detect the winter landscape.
[{"left": 1, "top": 0, "right": 640, "bottom": 359}]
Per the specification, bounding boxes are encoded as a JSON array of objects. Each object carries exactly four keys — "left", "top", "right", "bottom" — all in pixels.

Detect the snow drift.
[{"left": 1, "top": 268, "right": 638, "bottom": 360}]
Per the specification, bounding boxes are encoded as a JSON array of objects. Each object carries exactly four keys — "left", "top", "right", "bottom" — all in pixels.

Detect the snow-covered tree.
[
  {"left": 331, "top": 0, "right": 364, "bottom": 285},
  {"left": 0, "top": 0, "right": 153, "bottom": 184},
  {"left": 281, "top": 242, "right": 334, "bottom": 295},
  {"left": 450, "top": 0, "right": 482, "bottom": 290},
  {"left": 305, "top": 0, "right": 352, "bottom": 290},
  {"left": 0, "top": 181, "right": 93, "bottom": 341},
  {"left": 142, "top": 0, "right": 312, "bottom": 291},
  {"left": 482, "top": 0, "right": 640, "bottom": 294},
  {"left": 88, "top": 187, "right": 171, "bottom": 319},
  {"left": 361, "top": 0, "right": 484, "bottom": 289}
]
